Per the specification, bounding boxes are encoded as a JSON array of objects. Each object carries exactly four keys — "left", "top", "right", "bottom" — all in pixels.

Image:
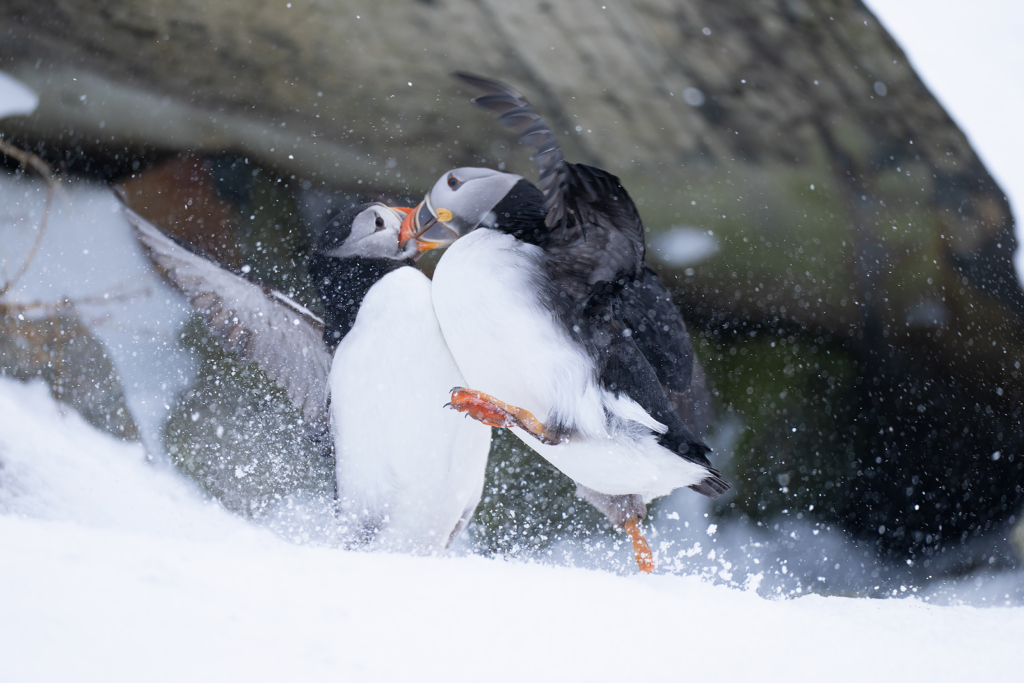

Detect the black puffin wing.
[
  {"left": 616, "top": 267, "right": 717, "bottom": 437},
  {"left": 566, "top": 165, "right": 645, "bottom": 284},
  {"left": 600, "top": 330, "right": 728, "bottom": 496},
  {"left": 124, "top": 206, "right": 333, "bottom": 428},
  {"left": 451, "top": 72, "right": 570, "bottom": 229},
  {"left": 618, "top": 267, "right": 694, "bottom": 403},
  {"left": 453, "top": 72, "right": 645, "bottom": 284},
  {"left": 576, "top": 293, "right": 722, "bottom": 485}
]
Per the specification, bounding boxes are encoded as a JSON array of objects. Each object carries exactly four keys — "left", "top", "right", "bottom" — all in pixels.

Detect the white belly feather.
[
  {"left": 431, "top": 230, "right": 608, "bottom": 437},
  {"left": 431, "top": 229, "right": 708, "bottom": 502},
  {"left": 329, "top": 267, "right": 491, "bottom": 553}
]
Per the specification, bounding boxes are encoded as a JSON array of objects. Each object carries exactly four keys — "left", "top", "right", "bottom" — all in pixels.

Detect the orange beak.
[
  {"left": 399, "top": 202, "right": 420, "bottom": 248},
  {"left": 398, "top": 198, "right": 461, "bottom": 256}
]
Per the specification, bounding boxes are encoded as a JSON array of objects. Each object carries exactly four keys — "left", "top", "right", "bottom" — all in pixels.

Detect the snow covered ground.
[
  {"left": 864, "top": 0, "right": 1024, "bottom": 280},
  {"left": 2, "top": 378, "right": 1022, "bottom": 681}
]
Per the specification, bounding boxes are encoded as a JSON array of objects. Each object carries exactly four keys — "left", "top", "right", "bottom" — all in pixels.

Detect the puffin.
[
  {"left": 125, "top": 200, "right": 492, "bottom": 554},
  {"left": 399, "top": 73, "right": 729, "bottom": 572}
]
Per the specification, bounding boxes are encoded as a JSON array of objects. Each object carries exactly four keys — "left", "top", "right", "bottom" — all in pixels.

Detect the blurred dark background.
[{"left": 2, "top": 0, "right": 1022, "bottom": 571}]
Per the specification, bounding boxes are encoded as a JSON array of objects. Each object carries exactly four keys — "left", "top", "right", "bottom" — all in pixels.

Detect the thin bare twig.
[
  {"left": 0, "top": 136, "right": 60, "bottom": 298},
  {"left": 0, "top": 137, "right": 53, "bottom": 179},
  {"left": 0, "top": 283, "right": 153, "bottom": 317}
]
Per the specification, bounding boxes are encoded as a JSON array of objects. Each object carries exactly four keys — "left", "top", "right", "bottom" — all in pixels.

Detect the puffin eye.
[
  {"left": 373, "top": 212, "right": 385, "bottom": 231},
  {"left": 447, "top": 174, "right": 463, "bottom": 190}
]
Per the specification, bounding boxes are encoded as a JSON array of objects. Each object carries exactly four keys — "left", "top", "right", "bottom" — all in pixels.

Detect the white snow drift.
[{"left": 1, "top": 378, "right": 1021, "bottom": 682}]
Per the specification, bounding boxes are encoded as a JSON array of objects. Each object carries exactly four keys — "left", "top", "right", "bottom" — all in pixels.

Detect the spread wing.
[
  {"left": 124, "top": 205, "right": 333, "bottom": 429},
  {"left": 452, "top": 72, "right": 645, "bottom": 289},
  {"left": 452, "top": 72, "right": 569, "bottom": 229}
]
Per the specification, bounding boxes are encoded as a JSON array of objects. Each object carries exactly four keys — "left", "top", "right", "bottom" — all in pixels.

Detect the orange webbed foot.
[
  {"left": 448, "top": 388, "right": 559, "bottom": 445},
  {"left": 448, "top": 387, "right": 517, "bottom": 428}
]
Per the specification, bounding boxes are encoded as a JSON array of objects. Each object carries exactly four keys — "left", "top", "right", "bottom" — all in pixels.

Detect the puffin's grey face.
[
  {"left": 399, "top": 167, "right": 522, "bottom": 252},
  {"left": 319, "top": 203, "right": 417, "bottom": 260}
]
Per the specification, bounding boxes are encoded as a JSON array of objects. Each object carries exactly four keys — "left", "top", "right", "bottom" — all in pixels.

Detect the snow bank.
[
  {"left": 4, "top": 514, "right": 1021, "bottom": 683},
  {"left": 0, "top": 378, "right": 250, "bottom": 541},
  {"left": 1, "top": 377, "right": 1022, "bottom": 681},
  {"left": 0, "top": 175, "right": 196, "bottom": 457}
]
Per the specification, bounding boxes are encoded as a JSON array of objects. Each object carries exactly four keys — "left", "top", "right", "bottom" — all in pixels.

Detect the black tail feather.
[{"left": 689, "top": 470, "right": 732, "bottom": 498}]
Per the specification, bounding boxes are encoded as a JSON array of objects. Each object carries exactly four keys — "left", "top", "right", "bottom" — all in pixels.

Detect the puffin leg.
[
  {"left": 623, "top": 517, "right": 655, "bottom": 574},
  {"left": 448, "top": 387, "right": 559, "bottom": 445}
]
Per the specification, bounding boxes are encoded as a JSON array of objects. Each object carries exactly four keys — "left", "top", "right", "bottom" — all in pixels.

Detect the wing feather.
[
  {"left": 453, "top": 72, "right": 645, "bottom": 287},
  {"left": 452, "top": 72, "right": 571, "bottom": 230},
  {"left": 123, "top": 205, "right": 333, "bottom": 428}
]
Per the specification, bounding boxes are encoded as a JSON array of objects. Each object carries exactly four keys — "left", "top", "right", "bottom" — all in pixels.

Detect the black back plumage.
[
  {"left": 309, "top": 207, "right": 412, "bottom": 352},
  {"left": 618, "top": 267, "right": 695, "bottom": 414},
  {"left": 308, "top": 256, "right": 411, "bottom": 353},
  {"left": 487, "top": 178, "right": 549, "bottom": 246},
  {"left": 455, "top": 72, "right": 729, "bottom": 496}
]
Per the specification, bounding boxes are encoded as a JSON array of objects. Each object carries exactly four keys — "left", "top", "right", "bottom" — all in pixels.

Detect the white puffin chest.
[
  {"left": 430, "top": 229, "right": 606, "bottom": 434},
  {"left": 329, "top": 267, "right": 490, "bottom": 551}
]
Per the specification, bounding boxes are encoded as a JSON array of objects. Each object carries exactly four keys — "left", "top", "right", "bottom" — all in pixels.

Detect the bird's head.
[
  {"left": 316, "top": 203, "right": 417, "bottom": 261},
  {"left": 399, "top": 167, "right": 526, "bottom": 252}
]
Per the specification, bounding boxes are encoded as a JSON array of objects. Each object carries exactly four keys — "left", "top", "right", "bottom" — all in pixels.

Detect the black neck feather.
[
  {"left": 488, "top": 178, "right": 549, "bottom": 246},
  {"left": 308, "top": 255, "right": 413, "bottom": 351}
]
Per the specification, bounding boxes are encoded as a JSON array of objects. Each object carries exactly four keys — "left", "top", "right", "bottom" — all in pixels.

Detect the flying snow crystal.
[
  {"left": 0, "top": 71, "right": 39, "bottom": 119},
  {"left": 649, "top": 226, "right": 720, "bottom": 267},
  {"left": 874, "top": 81, "right": 888, "bottom": 96},
  {"left": 682, "top": 87, "right": 706, "bottom": 107}
]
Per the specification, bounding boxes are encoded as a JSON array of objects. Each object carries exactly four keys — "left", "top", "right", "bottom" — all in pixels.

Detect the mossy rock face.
[
  {"left": 698, "top": 329, "right": 858, "bottom": 519},
  {"left": 630, "top": 154, "right": 1024, "bottom": 555}
]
